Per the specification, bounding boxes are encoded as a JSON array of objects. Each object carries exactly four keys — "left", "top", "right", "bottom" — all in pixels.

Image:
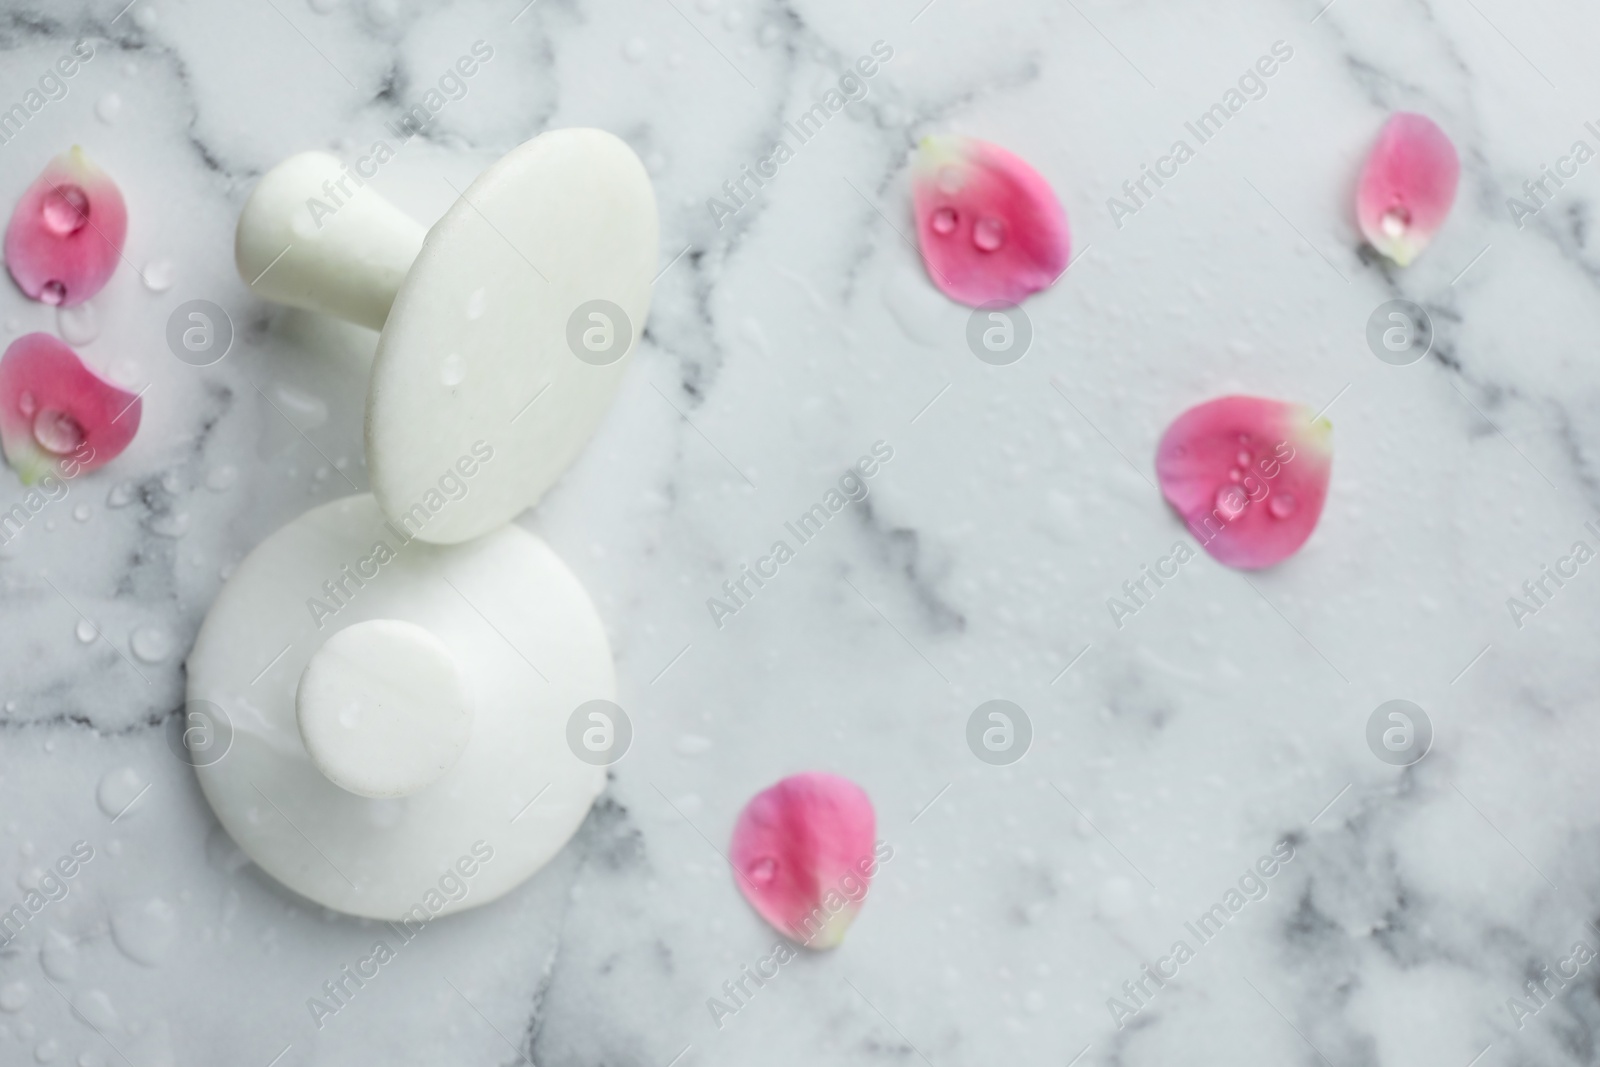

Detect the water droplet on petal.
[
  {"left": 39, "top": 281, "right": 66, "bottom": 306},
  {"left": 1269, "top": 493, "right": 1297, "bottom": 519},
  {"left": 1380, "top": 207, "right": 1410, "bottom": 238},
  {"left": 18, "top": 391, "right": 36, "bottom": 416},
  {"left": 930, "top": 207, "right": 957, "bottom": 235},
  {"left": 972, "top": 216, "right": 1006, "bottom": 252},
  {"left": 40, "top": 185, "right": 89, "bottom": 236},
  {"left": 1235, "top": 450, "right": 1251, "bottom": 467},
  {"left": 33, "top": 409, "right": 85, "bottom": 454},
  {"left": 1214, "top": 485, "right": 1248, "bottom": 521},
  {"left": 748, "top": 856, "right": 777, "bottom": 884}
]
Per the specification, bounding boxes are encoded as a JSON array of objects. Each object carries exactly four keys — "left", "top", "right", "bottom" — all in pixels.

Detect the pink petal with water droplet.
[
  {"left": 1156, "top": 396, "right": 1332, "bottom": 570},
  {"left": 1356, "top": 113, "right": 1458, "bottom": 266},
  {"left": 0, "top": 333, "right": 140, "bottom": 485},
  {"left": 912, "top": 135, "right": 1069, "bottom": 307},
  {"left": 5, "top": 147, "right": 128, "bottom": 307},
  {"left": 729, "top": 772, "right": 877, "bottom": 949}
]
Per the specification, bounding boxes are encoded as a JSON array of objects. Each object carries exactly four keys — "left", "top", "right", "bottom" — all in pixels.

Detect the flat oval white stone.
[
  {"left": 296, "top": 618, "right": 472, "bottom": 799},
  {"left": 367, "top": 128, "right": 659, "bottom": 544},
  {"left": 186, "top": 494, "right": 611, "bottom": 920}
]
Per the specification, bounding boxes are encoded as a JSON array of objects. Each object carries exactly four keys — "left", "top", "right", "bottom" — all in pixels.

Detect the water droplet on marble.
[
  {"left": 930, "top": 207, "right": 957, "bottom": 235},
  {"left": 439, "top": 353, "right": 464, "bottom": 386},
  {"left": 972, "top": 216, "right": 1006, "bottom": 252},
  {"left": 140, "top": 259, "right": 174, "bottom": 292},
  {"left": 72, "top": 503, "right": 90, "bottom": 522},
  {"left": 74, "top": 619, "right": 96, "bottom": 644},
  {"left": 674, "top": 734, "right": 712, "bottom": 756},
  {"left": 107, "top": 483, "right": 132, "bottom": 508},
  {"left": 270, "top": 383, "right": 327, "bottom": 430},
  {"left": 148, "top": 511, "right": 189, "bottom": 538},
  {"left": 40, "top": 930, "right": 78, "bottom": 981},
  {"left": 205, "top": 465, "right": 236, "bottom": 491},
  {"left": 0, "top": 981, "right": 30, "bottom": 1012},
  {"left": 1268, "top": 493, "right": 1296, "bottom": 519},
  {"left": 71, "top": 990, "right": 118, "bottom": 1032},
  {"left": 34, "top": 1037, "right": 59, "bottom": 1063},
  {"left": 95, "top": 92, "right": 122, "bottom": 124},
  {"left": 130, "top": 625, "right": 171, "bottom": 664},
  {"left": 96, "top": 766, "right": 147, "bottom": 819},
  {"left": 110, "top": 898, "right": 176, "bottom": 966}
]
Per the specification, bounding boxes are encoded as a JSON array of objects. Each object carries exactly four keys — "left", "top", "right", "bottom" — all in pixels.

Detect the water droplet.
[
  {"left": 130, "top": 625, "right": 171, "bottom": 664},
  {"left": 930, "top": 207, "right": 957, "bottom": 235},
  {"left": 1228, "top": 469, "right": 1242, "bottom": 482},
  {"left": 74, "top": 619, "right": 96, "bottom": 644},
  {"left": 1235, "top": 450, "right": 1251, "bottom": 467},
  {"left": 465, "top": 287, "right": 486, "bottom": 320},
  {"left": 33, "top": 409, "right": 85, "bottom": 455},
  {"left": 72, "top": 503, "right": 90, "bottom": 522},
  {"left": 39, "top": 281, "right": 66, "bottom": 306},
  {"left": 1380, "top": 207, "right": 1410, "bottom": 238},
  {"left": 41, "top": 185, "right": 89, "bottom": 236},
  {"left": 1214, "top": 485, "right": 1248, "bottom": 520},
  {"left": 149, "top": 511, "right": 190, "bottom": 538},
  {"left": 0, "top": 981, "right": 30, "bottom": 1012},
  {"left": 205, "top": 465, "right": 237, "bottom": 491},
  {"left": 71, "top": 989, "right": 118, "bottom": 1032},
  {"left": 972, "top": 216, "right": 1006, "bottom": 252},
  {"left": 96, "top": 766, "right": 147, "bottom": 819},
  {"left": 56, "top": 301, "right": 99, "bottom": 346},
  {"left": 110, "top": 898, "right": 177, "bottom": 966},
  {"left": 40, "top": 930, "right": 79, "bottom": 981},
  {"left": 95, "top": 92, "right": 122, "bottom": 124},
  {"left": 141, "top": 259, "right": 174, "bottom": 292},
  {"left": 440, "top": 353, "right": 465, "bottom": 386},
  {"left": 623, "top": 37, "right": 647, "bottom": 61},
  {"left": 748, "top": 857, "right": 777, "bottom": 884},
  {"left": 1268, "top": 493, "right": 1297, "bottom": 519},
  {"left": 106, "top": 483, "right": 132, "bottom": 508},
  {"left": 270, "top": 383, "right": 328, "bottom": 431},
  {"left": 18, "top": 391, "right": 36, "bottom": 416}
]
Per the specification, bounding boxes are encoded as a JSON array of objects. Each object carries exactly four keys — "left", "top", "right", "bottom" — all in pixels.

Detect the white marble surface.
[{"left": 3, "top": 0, "right": 1600, "bottom": 1063}]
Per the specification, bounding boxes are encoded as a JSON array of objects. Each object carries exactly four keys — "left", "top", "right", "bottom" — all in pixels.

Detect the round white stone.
[
  {"left": 296, "top": 618, "right": 473, "bottom": 799},
  {"left": 367, "top": 128, "right": 659, "bottom": 544},
  {"left": 186, "top": 494, "right": 611, "bottom": 920}
]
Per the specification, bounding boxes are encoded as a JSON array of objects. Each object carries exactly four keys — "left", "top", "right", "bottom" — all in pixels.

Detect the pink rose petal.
[
  {"left": 5, "top": 147, "right": 128, "bottom": 307},
  {"left": 730, "top": 772, "right": 878, "bottom": 949},
  {"left": 1356, "top": 113, "right": 1458, "bottom": 266},
  {"left": 912, "top": 135, "right": 1069, "bottom": 307},
  {"left": 1156, "top": 396, "right": 1332, "bottom": 570},
  {"left": 0, "top": 333, "right": 140, "bottom": 485}
]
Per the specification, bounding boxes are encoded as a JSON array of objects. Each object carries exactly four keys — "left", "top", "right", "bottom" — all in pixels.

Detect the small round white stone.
[{"left": 296, "top": 619, "right": 472, "bottom": 799}]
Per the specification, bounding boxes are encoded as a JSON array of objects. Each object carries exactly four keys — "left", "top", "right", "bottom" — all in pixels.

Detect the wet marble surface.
[{"left": 3, "top": 0, "right": 1600, "bottom": 1063}]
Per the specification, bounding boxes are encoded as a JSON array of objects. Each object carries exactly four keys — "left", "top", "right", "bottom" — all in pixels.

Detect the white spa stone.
[
  {"left": 185, "top": 494, "right": 612, "bottom": 920},
  {"left": 295, "top": 618, "right": 473, "bottom": 800},
  {"left": 235, "top": 129, "right": 660, "bottom": 544}
]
